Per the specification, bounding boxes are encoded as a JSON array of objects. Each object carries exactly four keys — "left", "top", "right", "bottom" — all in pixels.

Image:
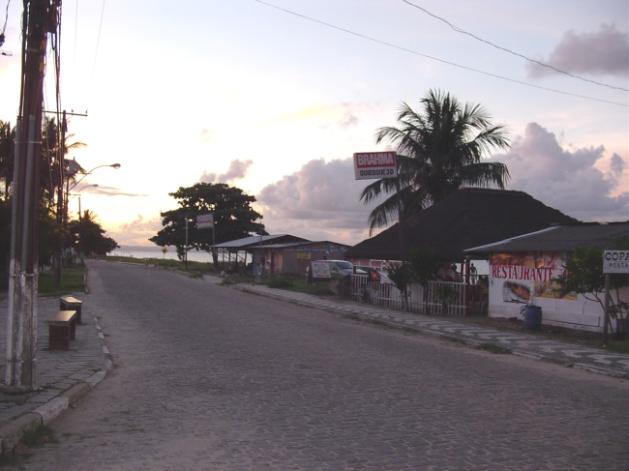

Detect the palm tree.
[{"left": 360, "top": 89, "right": 510, "bottom": 232}]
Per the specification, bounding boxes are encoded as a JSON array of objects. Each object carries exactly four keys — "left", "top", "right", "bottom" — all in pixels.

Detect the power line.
[
  {"left": 252, "top": 0, "right": 628, "bottom": 108},
  {"left": 401, "top": 0, "right": 628, "bottom": 92}
]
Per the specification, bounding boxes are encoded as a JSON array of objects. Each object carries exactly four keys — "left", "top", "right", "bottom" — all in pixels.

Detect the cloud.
[
  {"left": 78, "top": 185, "right": 148, "bottom": 197},
  {"left": 528, "top": 24, "right": 629, "bottom": 78},
  {"left": 262, "top": 103, "right": 362, "bottom": 129},
  {"left": 492, "top": 122, "right": 629, "bottom": 221},
  {"left": 108, "top": 214, "right": 163, "bottom": 246},
  {"left": 200, "top": 159, "right": 253, "bottom": 184},
  {"left": 610, "top": 153, "right": 625, "bottom": 176},
  {"left": 257, "top": 158, "right": 376, "bottom": 244}
]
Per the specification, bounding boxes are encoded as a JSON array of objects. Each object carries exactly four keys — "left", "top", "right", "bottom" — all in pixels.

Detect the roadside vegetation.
[{"left": 39, "top": 266, "right": 86, "bottom": 296}]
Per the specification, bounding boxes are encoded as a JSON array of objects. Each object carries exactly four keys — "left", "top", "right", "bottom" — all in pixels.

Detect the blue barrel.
[{"left": 522, "top": 305, "right": 542, "bottom": 330}]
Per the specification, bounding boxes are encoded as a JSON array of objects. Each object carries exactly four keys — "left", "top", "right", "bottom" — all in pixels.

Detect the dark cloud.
[
  {"left": 492, "top": 122, "right": 629, "bottom": 221},
  {"left": 528, "top": 24, "right": 629, "bottom": 78},
  {"left": 257, "top": 158, "right": 376, "bottom": 244},
  {"left": 200, "top": 159, "right": 252, "bottom": 184}
]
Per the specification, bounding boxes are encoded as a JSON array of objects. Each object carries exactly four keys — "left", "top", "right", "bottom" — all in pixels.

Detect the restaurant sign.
[
  {"left": 490, "top": 253, "right": 576, "bottom": 304},
  {"left": 353, "top": 152, "right": 397, "bottom": 180},
  {"left": 603, "top": 250, "right": 629, "bottom": 274}
]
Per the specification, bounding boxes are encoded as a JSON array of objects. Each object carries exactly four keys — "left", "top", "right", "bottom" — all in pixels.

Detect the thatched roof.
[{"left": 346, "top": 188, "right": 578, "bottom": 261}]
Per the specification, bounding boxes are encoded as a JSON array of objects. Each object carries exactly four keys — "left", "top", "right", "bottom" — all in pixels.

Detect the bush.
[{"left": 268, "top": 277, "right": 294, "bottom": 289}]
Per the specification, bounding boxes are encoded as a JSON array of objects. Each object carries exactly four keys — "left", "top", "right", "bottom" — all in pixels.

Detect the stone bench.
[
  {"left": 47, "top": 310, "right": 78, "bottom": 351},
  {"left": 60, "top": 295, "right": 83, "bottom": 325}
]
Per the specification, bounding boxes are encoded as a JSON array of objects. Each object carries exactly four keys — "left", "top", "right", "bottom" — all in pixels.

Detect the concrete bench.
[
  {"left": 60, "top": 296, "right": 83, "bottom": 325},
  {"left": 47, "top": 310, "right": 77, "bottom": 351}
]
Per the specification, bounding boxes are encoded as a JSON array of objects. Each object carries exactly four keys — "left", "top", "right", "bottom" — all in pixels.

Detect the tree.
[
  {"left": 150, "top": 183, "right": 267, "bottom": 263},
  {"left": 67, "top": 210, "right": 119, "bottom": 257},
  {"left": 361, "top": 89, "right": 511, "bottom": 232},
  {"left": 559, "top": 238, "right": 629, "bottom": 337}
]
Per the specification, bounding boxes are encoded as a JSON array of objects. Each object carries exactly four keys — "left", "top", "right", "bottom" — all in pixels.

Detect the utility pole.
[
  {"left": 4, "top": 0, "right": 57, "bottom": 390},
  {"left": 53, "top": 110, "right": 66, "bottom": 285}
]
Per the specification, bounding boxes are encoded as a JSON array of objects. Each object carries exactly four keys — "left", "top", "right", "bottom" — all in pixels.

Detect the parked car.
[{"left": 306, "top": 260, "right": 364, "bottom": 282}]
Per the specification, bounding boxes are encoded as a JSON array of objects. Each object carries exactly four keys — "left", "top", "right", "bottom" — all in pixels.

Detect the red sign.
[{"left": 353, "top": 152, "right": 397, "bottom": 180}]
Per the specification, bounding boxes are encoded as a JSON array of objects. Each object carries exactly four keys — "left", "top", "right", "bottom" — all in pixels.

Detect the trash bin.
[{"left": 522, "top": 305, "right": 542, "bottom": 330}]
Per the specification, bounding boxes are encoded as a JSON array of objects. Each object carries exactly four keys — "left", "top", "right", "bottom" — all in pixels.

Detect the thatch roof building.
[{"left": 346, "top": 188, "right": 578, "bottom": 261}]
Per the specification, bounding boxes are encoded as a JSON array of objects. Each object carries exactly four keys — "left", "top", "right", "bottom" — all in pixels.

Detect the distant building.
[{"left": 250, "top": 241, "right": 350, "bottom": 277}]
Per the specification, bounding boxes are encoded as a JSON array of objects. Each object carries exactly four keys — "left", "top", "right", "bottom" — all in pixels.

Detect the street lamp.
[{"left": 69, "top": 162, "right": 121, "bottom": 191}]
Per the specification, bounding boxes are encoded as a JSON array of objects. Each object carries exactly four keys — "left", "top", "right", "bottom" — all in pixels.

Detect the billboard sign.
[
  {"left": 196, "top": 213, "right": 214, "bottom": 229},
  {"left": 603, "top": 250, "right": 629, "bottom": 274},
  {"left": 353, "top": 152, "right": 397, "bottom": 180}
]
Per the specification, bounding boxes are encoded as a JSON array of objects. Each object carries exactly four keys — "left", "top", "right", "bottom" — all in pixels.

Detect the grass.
[
  {"left": 476, "top": 343, "right": 512, "bottom": 354},
  {"left": 38, "top": 266, "right": 86, "bottom": 296},
  {"left": 21, "top": 424, "right": 57, "bottom": 447}
]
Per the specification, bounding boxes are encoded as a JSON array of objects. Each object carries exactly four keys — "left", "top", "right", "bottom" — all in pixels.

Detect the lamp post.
[
  {"left": 184, "top": 217, "right": 194, "bottom": 271},
  {"left": 68, "top": 184, "right": 98, "bottom": 220}
]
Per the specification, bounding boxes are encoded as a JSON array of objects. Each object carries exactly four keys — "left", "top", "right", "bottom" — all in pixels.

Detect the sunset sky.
[{"left": 0, "top": 0, "right": 627, "bottom": 246}]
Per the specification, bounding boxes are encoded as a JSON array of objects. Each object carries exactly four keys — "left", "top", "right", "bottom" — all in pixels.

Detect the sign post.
[
  {"left": 196, "top": 213, "right": 216, "bottom": 264},
  {"left": 353, "top": 152, "right": 405, "bottom": 260},
  {"left": 602, "top": 250, "right": 629, "bottom": 344}
]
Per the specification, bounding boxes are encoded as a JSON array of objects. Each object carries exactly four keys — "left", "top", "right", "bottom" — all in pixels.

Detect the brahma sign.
[{"left": 353, "top": 152, "right": 398, "bottom": 180}]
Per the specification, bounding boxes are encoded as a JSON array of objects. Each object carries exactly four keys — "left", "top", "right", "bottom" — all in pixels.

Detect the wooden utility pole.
[
  {"left": 53, "top": 110, "right": 66, "bottom": 285},
  {"left": 5, "top": 0, "right": 56, "bottom": 390}
]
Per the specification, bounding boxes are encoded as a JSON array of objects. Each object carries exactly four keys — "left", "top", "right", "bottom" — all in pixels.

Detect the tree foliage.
[
  {"left": 361, "top": 89, "right": 511, "bottom": 232},
  {"left": 150, "top": 183, "right": 267, "bottom": 260},
  {"left": 560, "top": 237, "right": 629, "bottom": 333}
]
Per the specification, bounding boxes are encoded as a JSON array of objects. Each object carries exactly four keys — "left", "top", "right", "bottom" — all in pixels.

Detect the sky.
[{"left": 0, "top": 0, "right": 627, "bottom": 247}]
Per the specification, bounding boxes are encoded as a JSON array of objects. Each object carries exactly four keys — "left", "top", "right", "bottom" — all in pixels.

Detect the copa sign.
[
  {"left": 353, "top": 152, "right": 397, "bottom": 180},
  {"left": 603, "top": 250, "right": 629, "bottom": 274}
]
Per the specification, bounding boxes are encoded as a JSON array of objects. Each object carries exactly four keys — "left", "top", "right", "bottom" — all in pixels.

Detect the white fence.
[{"left": 351, "top": 274, "right": 469, "bottom": 317}]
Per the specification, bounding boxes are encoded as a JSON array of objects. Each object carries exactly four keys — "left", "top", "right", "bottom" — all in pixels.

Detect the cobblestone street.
[{"left": 16, "top": 260, "right": 629, "bottom": 470}]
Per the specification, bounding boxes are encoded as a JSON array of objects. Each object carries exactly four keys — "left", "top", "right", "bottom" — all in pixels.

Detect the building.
[
  {"left": 465, "top": 222, "right": 629, "bottom": 332},
  {"left": 346, "top": 188, "right": 577, "bottom": 267},
  {"left": 250, "top": 241, "right": 350, "bottom": 277},
  {"left": 211, "top": 234, "right": 308, "bottom": 268}
]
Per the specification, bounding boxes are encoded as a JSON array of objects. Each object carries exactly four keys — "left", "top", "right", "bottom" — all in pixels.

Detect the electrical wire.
[
  {"left": 401, "top": 0, "right": 628, "bottom": 92},
  {"left": 252, "top": 0, "right": 628, "bottom": 108}
]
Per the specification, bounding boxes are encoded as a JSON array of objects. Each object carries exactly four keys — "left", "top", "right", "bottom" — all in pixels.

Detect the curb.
[
  {"left": 0, "top": 317, "right": 114, "bottom": 456},
  {"left": 235, "top": 285, "right": 629, "bottom": 381}
]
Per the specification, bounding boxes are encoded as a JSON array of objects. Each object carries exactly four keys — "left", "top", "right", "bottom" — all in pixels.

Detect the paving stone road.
[{"left": 13, "top": 260, "right": 629, "bottom": 470}]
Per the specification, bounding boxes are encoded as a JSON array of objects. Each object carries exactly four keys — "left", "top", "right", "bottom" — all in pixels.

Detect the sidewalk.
[
  {"left": 0, "top": 294, "right": 110, "bottom": 453},
  {"left": 232, "top": 282, "right": 629, "bottom": 380}
]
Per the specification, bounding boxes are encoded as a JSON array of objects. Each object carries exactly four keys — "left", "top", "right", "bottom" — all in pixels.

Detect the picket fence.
[{"left": 351, "top": 273, "right": 469, "bottom": 317}]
